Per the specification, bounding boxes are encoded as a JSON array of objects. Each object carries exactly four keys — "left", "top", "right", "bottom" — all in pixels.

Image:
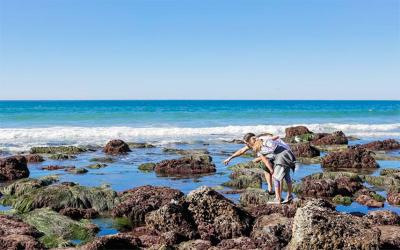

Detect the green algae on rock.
[
  {"left": 89, "top": 156, "right": 115, "bottom": 163},
  {"left": 48, "top": 153, "right": 77, "bottom": 160},
  {"left": 138, "top": 162, "right": 156, "bottom": 172},
  {"left": 30, "top": 146, "right": 87, "bottom": 154},
  {"left": 332, "top": 195, "right": 352, "bottom": 205},
  {"left": 86, "top": 163, "right": 108, "bottom": 169},
  {"left": 222, "top": 174, "right": 262, "bottom": 189},
  {"left": 0, "top": 175, "right": 59, "bottom": 197},
  {"left": 22, "top": 208, "right": 98, "bottom": 248}
]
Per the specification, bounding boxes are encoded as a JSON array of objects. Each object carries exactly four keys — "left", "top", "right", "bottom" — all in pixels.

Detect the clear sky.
[{"left": 0, "top": 0, "right": 399, "bottom": 100}]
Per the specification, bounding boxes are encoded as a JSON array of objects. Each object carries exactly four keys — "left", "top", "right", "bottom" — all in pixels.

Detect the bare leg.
[
  {"left": 286, "top": 182, "right": 293, "bottom": 199},
  {"left": 274, "top": 179, "right": 282, "bottom": 202},
  {"left": 264, "top": 171, "right": 273, "bottom": 192}
]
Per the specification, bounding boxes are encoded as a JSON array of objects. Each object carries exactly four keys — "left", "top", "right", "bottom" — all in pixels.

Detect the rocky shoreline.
[{"left": 0, "top": 126, "right": 399, "bottom": 249}]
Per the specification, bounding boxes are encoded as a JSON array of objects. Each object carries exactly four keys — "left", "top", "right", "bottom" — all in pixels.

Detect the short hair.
[{"left": 243, "top": 133, "right": 256, "bottom": 143}]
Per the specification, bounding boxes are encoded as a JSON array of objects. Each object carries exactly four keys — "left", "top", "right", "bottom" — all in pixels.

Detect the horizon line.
[{"left": 0, "top": 99, "right": 399, "bottom": 102}]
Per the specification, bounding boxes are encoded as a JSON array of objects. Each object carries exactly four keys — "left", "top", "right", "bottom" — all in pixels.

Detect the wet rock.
[
  {"left": 22, "top": 208, "right": 98, "bottom": 248},
  {"left": 127, "top": 142, "right": 155, "bottom": 148},
  {"left": 177, "top": 239, "right": 212, "bottom": 250},
  {"left": 239, "top": 188, "right": 275, "bottom": 207},
  {"left": 366, "top": 210, "right": 400, "bottom": 225},
  {"left": 48, "top": 154, "right": 77, "bottom": 160},
  {"left": 89, "top": 157, "right": 115, "bottom": 163},
  {"left": 335, "top": 176, "right": 363, "bottom": 196},
  {"left": 217, "top": 237, "right": 257, "bottom": 249},
  {"left": 296, "top": 156, "right": 321, "bottom": 164},
  {"left": 288, "top": 199, "right": 380, "bottom": 249},
  {"left": 186, "top": 186, "right": 254, "bottom": 243},
  {"left": 360, "top": 139, "right": 400, "bottom": 151},
  {"left": 2, "top": 182, "right": 119, "bottom": 213},
  {"left": 145, "top": 203, "right": 198, "bottom": 242},
  {"left": 312, "top": 131, "right": 348, "bottom": 145},
  {"left": 321, "top": 147, "right": 378, "bottom": 169},
  {"left": 222, "top": 169, "right": 262, "bottom": 189},
  {"left": 290, "top": 143, "right": 320, "bottom": 158},
  {"left": 154, "top": 154, "right": 216, "bottom": 176},
  {"left": 227, "top": 160, "right": 264, "bottom": 171},
  {"left": 59, "top": 208, "right": 99, "bottom": 220},
  {"left": 313, "top": 144, "right": 348, "bottom": 152},
  {"left": 362, "top": 174, "right": 400, "bottom": 189},
  {"left": 138, "top": 162, "right": 156, "bottom": 172},
  {"left": 24, "top": 154, "right": 45, "bottom": 163},
  {"left": 103, "top": 139, "right": 131, "bottom": 154},
  {"left": 285, "top": 126, "right": 312, "bottom": 138},
  {"left": 86, "top": 163, "right": 107, "bottom": 169},
  {"left": 251, "top": 213, "right": 292, "bottom": 248},
  {"left": 0, "top": 175, "right": 59, "bottom": 197},
  {"left": 162, "top": 148, "right": 209, "bottom": 155},
  {"left": 245, "top": 202, "right": 300, "bottom": 218},
  {"left": 81, "top": 233, "right": 141, "bottom": 250},
  {"left": 111, "top": 185, "right": 184, "bottom": 225},
  {"left": 30, "top": 146, "right": 87, "bottom": 154},
  {"left": 332, "top": 195, "right": 352, "bottom": 205},
  {"left": 0, "top": 214, "right": 44, "bottom": 250},
  {"left": 387, "top": 189, "right": 400, "bottom": 206},
  {"left": 297, "top": 178, "right": 338, "bottom": 198},
  {"left": 0, "top": 155, "right": 29, "bottom": 181},
  {"left": 65, "top": 167, "right": 88, "bottom": 174},
  {"left": 381, "top": 168, "right": 400, "bottom": 178},
  {"left": 355, "top": 194, "right": 384, "bottom": 208},
  {"left": 41, "top": 165, "right": 74, "bottom": 171},
  {"left": 376, "top": 225, "right": 400, "bottom": 249}
]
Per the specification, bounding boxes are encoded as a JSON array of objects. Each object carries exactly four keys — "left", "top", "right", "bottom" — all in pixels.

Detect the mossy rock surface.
[
  {"left": 30, "top": 146, "right": 87, "bottom": 154},
  {"left": 228, "top": 161, "right": 264, "bottom": 171},
  {"left": 312, "top": 144, "right": 348, "bottom": 152},
  {"left": 2, "top": 183, "right": 119, "bottom": 213},
  {"left": 0, "top": 175, "right": 59, "bottom": 197},
  {"left": 332, "top": 195, "right": 352, "bottom": 205},
  {"left": 66, "top": 167, "right": 88, "bottom": 174},
  {"left": 138, "top": 162, "right": 156, "bottom": 172},
  {"left": 48, "top": 154, "right": 77, "bottom": 160},
  {"left": 285, "top": 133, "right": 315, "bottom": 143},
  {"left": 297, "top": 157, "right": 321, "bottom": 165},
  {"left": 86, "top": 163, "right": 108, "bottom": 169},
  {"left": 362, "top": 175, "right": 400, "bottom": 190},
  {"left": 127, "top": 142, "right": 155, "bottom": 148},
  {"left": 22, "top": 208, "right": 98, "bottom": 248},
  {"left": 222, "top": 175, "right": 262, "bottom": 189},
  {"left": 89, "top": 157, "right": 115, "bottom": 163}
]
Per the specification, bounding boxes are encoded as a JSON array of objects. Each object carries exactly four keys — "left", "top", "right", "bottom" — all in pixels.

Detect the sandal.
[
  {"left": 282, "top": 195, "right": 294, "bottom": 204},
  {"left": 266, "top": 190, "right": 275, "bottom": 195}
]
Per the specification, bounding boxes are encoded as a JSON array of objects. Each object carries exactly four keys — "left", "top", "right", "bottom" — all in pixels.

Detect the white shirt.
[{"left": 257, "top": 136, "right": 291, "bottom": 156}]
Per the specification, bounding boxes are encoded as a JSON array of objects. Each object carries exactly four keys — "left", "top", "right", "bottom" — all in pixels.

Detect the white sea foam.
[{"left": 0, "top": 123, "right": 399, "bottom": 152}]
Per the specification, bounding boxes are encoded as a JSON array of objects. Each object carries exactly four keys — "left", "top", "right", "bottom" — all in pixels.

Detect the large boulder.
[
  {"left": 22, "top": 208, "right": 99, "bottom": 248},
  {"left": 81, "top": 233, "right": 141, "bottom": 250},
  {"left": 1, "top": 182, "right": 119, "bottom": 213},
  {"left": 360, "top": 139, "right": 400, "bottom": 151},
  {"left": 59, "top": 208, "right": 99, "bottom": 220},
  {"left": 103, "top": 139, "right": 131, "bottom": 154},
  {"left": 111, "top": 185, "right": 184, "bottom": 225},
  {"left": 154, "top": 154, "right": 216, "bottom": 176},
  {"left": 290, "top": 143, "right": 320, "bottom": 158},
  {"left": 223, "top": 168, "right": 263, "bottom": 189},
  {"left": 376, "top": 225, "right": 400, "bottom": 249},
  {"left": 23, "top": 154, "right": 45, "bottom": 163},
  {"left": 0, "top": 156, "right": 29, "bottom": 181},
  {"left": 387, "top": 189, "right": 400, "bottom": 206},
  {"left": 366, "top": 210, "right": 400, "bottom": 225},
  {"left": 251, "top": 213, "right": 293, "bottom": 248},
  {"left": 296, "top": 178, "right": 338, "bottom": 198},
  {"left": 288, "top": 199, "right": 380, "bottom": 250},
  {"left": 321, "top": 147, "right": 378, "bottom": 169},
  {"left": 145, "top": 202, "right": 198, "bottom": 242},
  {"left": 0, "top": 175, "right": 59, "bottom": 197},
  {"left": 0, "top": 215, "right": 44, "bottom": 250},
  {"left": 312, "top": 131, "right": 348, "bottom": 145},
  {"left": 285, "top": 126, "right": 312, "bottom": 138},
  {"left": 186, "top": 186, "right": 254, "bottom": 243}
]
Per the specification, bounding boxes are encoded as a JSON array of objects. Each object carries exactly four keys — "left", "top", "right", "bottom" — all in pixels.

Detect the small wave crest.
[{"left": 0, "top": 123, "right": 399, "bottom": 152}]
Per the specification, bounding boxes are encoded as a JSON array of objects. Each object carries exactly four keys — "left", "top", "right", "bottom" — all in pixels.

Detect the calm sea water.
[{"left": 0, "top": 100, "right": 399, "bottom": 151}]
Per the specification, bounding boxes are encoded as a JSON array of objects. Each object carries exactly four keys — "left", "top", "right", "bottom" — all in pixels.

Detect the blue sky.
[{"left": 0, "top": 0, "right": 399, "bottom": 100}]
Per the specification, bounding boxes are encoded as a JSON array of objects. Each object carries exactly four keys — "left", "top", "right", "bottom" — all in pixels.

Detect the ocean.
[{"left": 0, "top": 100, "right": 399, "bottom": 152}]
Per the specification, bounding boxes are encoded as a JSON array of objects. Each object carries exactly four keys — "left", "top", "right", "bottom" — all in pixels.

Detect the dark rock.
[
  {"left": 127, "top": 142, "right": 155, "bottom": 149},
  {"left": 186, "top": 186, "right": 254, "bottom": 243},
  {"left": 81, "top": 233, "right": 141, "bottom": 250},
  {"left": 321, "top": 147, "right": 378, "bottom": 169},
  {"left": 30, "top": 146, "right": 87, "bottom": 154},
  {"left": 360, "top": 139, "right": 400, "bottom": 151},
  {"left": 217, "top": 237, "right": 257, "bottom": 249},
  {"left": 0, "top": 214, "right": 44, "bottom": 250},
  {"left": 366, "top": 210, "right": 400, "bottom": 225},
  {"left": 251, "top": 213, "right": 292, "bottom": 248},
  {"left": 103, "top": 139, "right": 131, "bottom": 154},
  {"left": 59, "top": 208, "right": 99, "bottom": 220},
  {"left": 177, "top": 239, "right": 212, "bottom": 250},
  {"left": 111, "top": 185, "right": 184, "bottom": 225},
  {"left": 145, "top": 202, "right": 198, "bottom": 242},
  {"left": 239, "top": 188, "right": 275, "bottom": 206},
  {"left": 387, "top": 190, "right": 400, "bottom": 206},
  {"left": 312, "top": 131, "right": 348, "bottom": 145},
  {"left": 138, "top": 163, "right": 156, "bottom": 172},
  {"left": 297, "top": 178, "right": 338, "bottom": 198},
  {"left": 48, "top": 154, "right": 77, "bottom": 160},
  {"left": 41, "top": 165, "right": 74, "bottom": 171},
  {"left": 290, "top": 143, "right": 320, "bottom": 158},
  {"left": 376, "top": 225, "right": 400, "bottom": 249},
  {"left": 86, "top": 163, "right": 107, "bottom": 169},
  {"left": 162, "top": 148, "right": 209, "bottom": 155},
  {"left": 335, "top": 176, "right": 363, "bottom": 196},
  {"left": 65, "top": 167, "right": 88, "bottom": 174},
  {"left": 0, "top": 156, "right": 29, "bottom": 181},
  {"left": 288, "top": 199, "right": 380, "bottom": 249},
  {"left": 89, "top": 157, "right": 115, "bottom": 163},
  {"left": 24, "top": 154, "right": 45, "bottom": 163},
  {"left": 154, "top": 154, "right": 216, "bottom": 176},
  {"left": 223, "top": 168, "right": 262, "bottom": 189},
  {"left": 245, "top": 202, "right": 300, "bottom": 218},
  {"left": 285, "top": 126, "right": 312, "bottom": 138}
]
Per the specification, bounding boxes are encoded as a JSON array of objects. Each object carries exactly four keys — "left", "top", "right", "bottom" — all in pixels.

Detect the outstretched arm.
[{"left": 223, "top": 145, "right": 250, "bottom": 165}]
